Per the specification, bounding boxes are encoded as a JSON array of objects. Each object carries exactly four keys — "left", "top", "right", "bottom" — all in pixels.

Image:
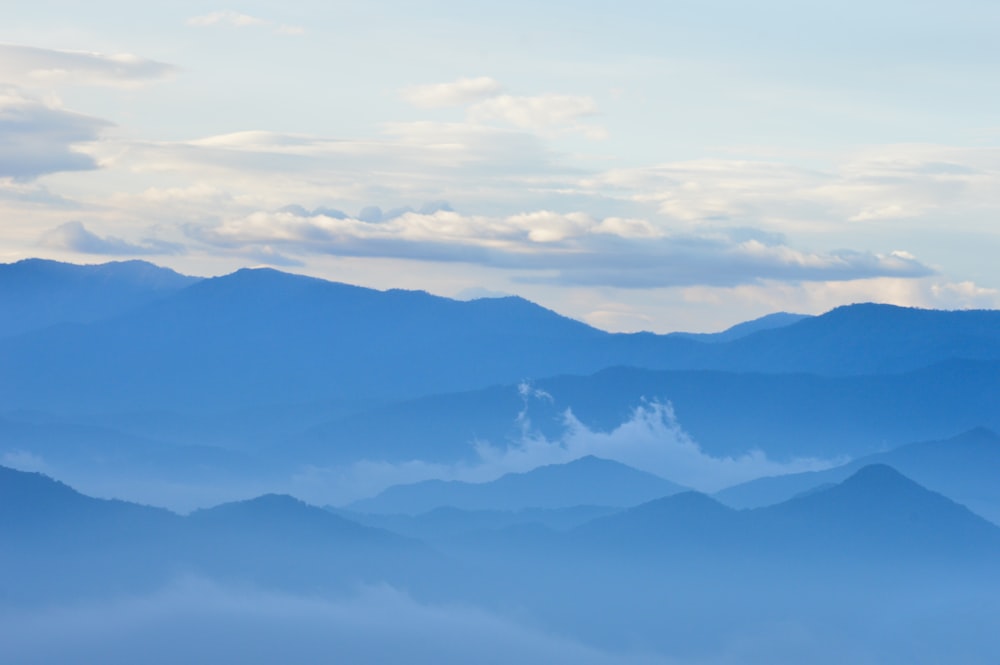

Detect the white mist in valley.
[{"left": 292, "top": 386, "right": 844, "bottom": 506}]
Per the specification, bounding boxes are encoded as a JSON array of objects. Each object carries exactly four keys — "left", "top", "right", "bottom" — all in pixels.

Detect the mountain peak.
[{"left": 792, "top": 463, "right": 936, "bottom": 507}]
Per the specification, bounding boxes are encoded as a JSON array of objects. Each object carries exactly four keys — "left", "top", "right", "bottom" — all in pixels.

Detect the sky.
[{"left": 2, "top": 1, "right": 1000, "bottom": 332}]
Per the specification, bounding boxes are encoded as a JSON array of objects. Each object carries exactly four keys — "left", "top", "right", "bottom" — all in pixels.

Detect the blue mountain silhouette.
[
  {"left": 348, "top": 455, "right": 686, "bottom": 514},
  {"left": 716, "top": 428, "right": 1000, "bottom": 523}
]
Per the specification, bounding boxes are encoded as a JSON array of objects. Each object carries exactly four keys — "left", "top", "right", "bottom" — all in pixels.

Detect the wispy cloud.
[
  {"left": 581, "top": 146, "right": 1000, "bottom": 233},
  {"left": 401, "top": 78, "right": 606, "bottom": 138},
  {"left": 187, "top": 10, "right": 305, "bottom": 36},
  {"left": 187, "top": 10, "right": 268, "bottom": 27},
  {"left": 184, "top": 207, "right": 933, "bottom": 288},
  {"left": 469, "top": 94, "right": 606, "bottom": 139},
  {"left": 293, "top": 394, "right": 842, "bottom": 505},
  {"left": 401, "top": 77, "right": 504, "bottom": 109},
  {"left": 473, "top": 398, "right": 842, "bottom": 493},
  {"left": 276, "top": 25, "right": 307, "bottom": 37},
  {"left": 40, "top": 221, "right": 183, "bottom": 256},
  {"left": 0, "top": 88, "right": 109, "bottom": 179},
  {"left": 0, "top": 44, "right": 177, "bottom": 87}
]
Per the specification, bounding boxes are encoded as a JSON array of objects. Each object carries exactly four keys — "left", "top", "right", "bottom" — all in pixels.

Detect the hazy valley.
[{"left": 2, "top": 258, "right": 999, "bottom": 664}]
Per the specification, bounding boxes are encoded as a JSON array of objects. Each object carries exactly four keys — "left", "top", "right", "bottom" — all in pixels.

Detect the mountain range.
[
  {"left": 347, "top": 455, "right": 687, "bottom": 514},
  {"left": 716, "top": 427, "right": 1000, "bottom": 522},
  {"left": 3, "top": 258, "right": 1000, "bottom": 512},
  {"left": 4, "top": 259, "right": 1000, "bottom": 416},
  {"left": 4, "top": 456, "right": 1000, "bottom": 661}
]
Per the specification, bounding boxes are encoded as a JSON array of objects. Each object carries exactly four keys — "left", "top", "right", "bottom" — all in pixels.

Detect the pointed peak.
[{"left": 841, "top": 463, "right": 911, "bottom": 486}]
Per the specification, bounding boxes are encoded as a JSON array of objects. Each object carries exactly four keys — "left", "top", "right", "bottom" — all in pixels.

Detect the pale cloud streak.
[
  {"left": 0, "top": 88, "right": 109, "bottom": 179},
  {"left": 0, "top": 44, "right": 177, "bottom": 87},
  {"left": 468, "top": 94, "right": 606, "bottom": 139},
  {"left": 581, "top": 147, "right": 1000, "bottom": 233},
  {"left": 401, "top": 77, "right": 606, "bottom": 138},
  {"left": 40, "top": 220, "right": 183, "bottom": 256},
  {"left": 182, "top": 208, "right": 933, "bottom": 289},
  {"left": 187, "top": 11, "right": 268, "bottom": 27},
  {"left": 401, "top": 77, "right": 504, "bottom": 109},
  {"left": 186, "top": 11, "right": 305, "bottom": 36}
]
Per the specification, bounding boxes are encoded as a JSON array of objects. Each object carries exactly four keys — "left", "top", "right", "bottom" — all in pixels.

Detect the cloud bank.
[
  {"left": 0, "top": 44, "right": 177, "bottom": 87},
  {"left": 185, "top": 207, "right": 933, "bottom": 288},
  {"left": 0, "top": 580, "right": 652, "bottom": 665},
  {"left": 40, "top": 221, "right": 182, "bottom": 256},
  {"left": 401, "top": 77, "right": 504, "bottom": 108},
  {"left": 0, "top": 88, "right": 109, "bottom": 179},
  {"left": 186, "top": 11, "right": 305, "bottom": 36},
  {"left": 294, "top": 395, "right": 842, "bottom": 506}
]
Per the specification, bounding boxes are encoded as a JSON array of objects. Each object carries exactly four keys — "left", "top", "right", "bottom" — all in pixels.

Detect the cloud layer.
[
  {"left": 292, "top": 394, "right": 842, "bottom": 506},
  {"left": 41, "top": 221, "right": 182, "bottom": 256},
  {"left": 401, "top": 77, "right": 504, "bottom": 108},
  {"left": 0, "top": 580, "right": 648, "bottom": 665},
  {"left": 0, "top": 88, "right": 109, "bottom": 179},
  {"left": 0, "top": 44, "right": 177, "bottom": 87},
  {"left": 184, "top": 207, "right": 933, "bottom": 288}
]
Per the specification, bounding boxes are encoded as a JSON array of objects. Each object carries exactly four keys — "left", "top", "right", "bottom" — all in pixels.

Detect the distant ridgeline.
[
  {"left": 3, "top": 462, "right": 1000, "bottom": 662},
  {"left": 1, "top": 257, "right": 999, "bottom": 512},
  {"left": 3, "top": 258, "right": 1000, "bottom": 661}
]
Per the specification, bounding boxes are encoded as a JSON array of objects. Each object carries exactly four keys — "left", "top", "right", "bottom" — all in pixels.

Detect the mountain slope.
[
  {"left": 0, "top": 267, "right": 676, "bottom": 412},
  {"left": 348, "top": 456, "right": 686, "bottom": 514},
  {"left": 716, "top": 428, "right": 1000, "bottom": 522},
  {"left": 750, "top": 464, "right": 1000, "bottom": 560},
  {"left": 571, "top": 464, "right": 1000, "bottom": 564},
  {"left": 288, "top": 358, "right": 1000, "bottom": 465},
  {"left": 0, "top": 465, "right": 453, "bottom": 605},
  {"left": 669, "top": 311, "right": 810, "bottom": 343},
  {"left": 0, "top": 258, "right": 199, "bottom": 339},
  {"left": 4, "top": 263, "right": 1000, "bottom": 419},
  {"left": 713, "top": 303, "right": 1000, "bottom": 375}
]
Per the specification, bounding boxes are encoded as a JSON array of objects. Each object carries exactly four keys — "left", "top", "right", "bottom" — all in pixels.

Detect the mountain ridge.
[{"left": 348, "top": 455, "right": 687, "bottom": 514}]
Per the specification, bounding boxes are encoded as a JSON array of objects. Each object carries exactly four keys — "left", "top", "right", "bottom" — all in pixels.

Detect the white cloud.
[
  {"left": 181, "top": 207, "right": 932, "bottom": 288},
  {"left": 39, "top": 221, "right": 182, "bottom": 256},
  {"left": 187, "top": 11, "right": 268, "bottom": 28},
  {"left": 0, "top": 88, "right": 109, "bottom": 179},
  {"left": 469, "top": 94, "right": 606, "bottom": 138},
  {"left": 187, "top": 12, "right": 306, "bottom": 37},
  {"left": 471, "top": 400, "right": 841, "bottom": 493},
  {"left": 276, "top": 25, "right": 307, "bottom": 36},
  {"left": 292, "top": 396, "right": 841, "bottom": 506},
  {"left": 679, "top": 275, "right": 1000, "bottom": 316},
  {"left": 401, "top": 77, "right": 504, "bottom": 109},
  {"left": 580, "top": 146, "right": 1000, "bottom": 233},
  {"left": 0, "top": 44, "right": 177, "bottom": 87}
]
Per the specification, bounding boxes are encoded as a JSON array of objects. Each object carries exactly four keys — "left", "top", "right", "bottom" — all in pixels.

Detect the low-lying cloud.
[
  {"left": 186, "top": 207, "right": 933, "bottom": 288},
  {"left": 0, "top": 579, "right": 651, "bottom": 665},
  {"left": 293, "top": 394, "right": 842, "bottom": 506},
  {"left": 0, "top": 88, "right": 109, "bottom": 179},
  {"left": 41, "top": 221, "right": 183, "bottom": 256},
  {"left": 473, "top": 398, "right": 841, "bottom": 493},
  {"left": 186, "top": 11, "right": 305, "bottom": 36},
  {"left": 0, "top": 44, "right": 177, "bottom": 87},
  {"left": 401, "top": 77, "right": 504, "bottom": 109}
]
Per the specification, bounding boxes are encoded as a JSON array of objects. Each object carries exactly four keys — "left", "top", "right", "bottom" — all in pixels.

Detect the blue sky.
[{"left": 3, "top": 1, "right": 999, "bottom": 331}]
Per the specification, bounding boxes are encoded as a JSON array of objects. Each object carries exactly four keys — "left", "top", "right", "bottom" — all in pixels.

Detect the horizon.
[
  {"left": 7, "top": 254, "right": 989, "bottom": 335},
  {"left": 4, "top": 6, "right": 1000, "bottom": 663},
  {"left": 3, "top": 1, "right": 1000, "bottom": 332}
]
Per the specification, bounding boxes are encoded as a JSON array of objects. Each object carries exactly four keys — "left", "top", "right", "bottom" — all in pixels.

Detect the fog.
[
  {"left": 290, "top": 397, "right": 843, "bottom": 507},
  {"left": 3, "top": 576, "right": 997, "bottom": 665},
  {"left": 0, "top": 579, "right": 657, "bottom": 665}
]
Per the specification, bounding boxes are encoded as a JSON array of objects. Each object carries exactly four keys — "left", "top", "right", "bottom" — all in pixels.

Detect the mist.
[
  {"left": 291, "top": 396, "right": 843, "bottom": 507},
  {"left": 0, "top": 579, "right": 655, "bottom": 665}
]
